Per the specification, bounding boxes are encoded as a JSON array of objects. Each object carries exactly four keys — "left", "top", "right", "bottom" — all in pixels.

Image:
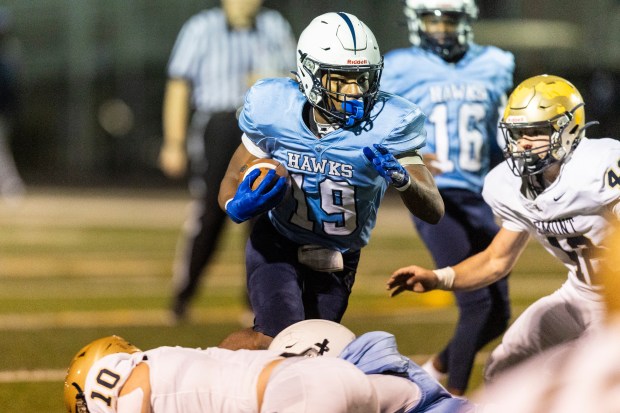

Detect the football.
[{"left": 239, "top": 158, "right": 289, "bottom": 191}]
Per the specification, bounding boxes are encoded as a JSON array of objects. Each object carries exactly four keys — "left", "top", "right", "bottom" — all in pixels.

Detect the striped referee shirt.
[{"left": 168, "top": 7, "right": 296, "bottom": 114}]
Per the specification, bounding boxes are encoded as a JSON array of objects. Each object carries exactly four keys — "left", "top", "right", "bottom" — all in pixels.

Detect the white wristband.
[
  {"left": 224, "top": 199, "right": 233, "bottom": 211},
  {"left": 433, "top": 266, "right": 456, "bottom": 290},
  {"left": 395, "top": 175, "right": 412, "bottom": 192}
]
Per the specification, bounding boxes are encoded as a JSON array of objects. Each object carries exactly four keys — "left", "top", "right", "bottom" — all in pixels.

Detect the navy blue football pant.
[
  {"left": 413, "top": 188, "right": 511, "bottom": 391},
  {"left": 245, "top": 214, "right": 360, "bottom": 338}
]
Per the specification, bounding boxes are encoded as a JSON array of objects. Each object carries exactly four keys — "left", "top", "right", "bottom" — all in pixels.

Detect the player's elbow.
[
  {"left": 217, "top": 194, "right": 228, "bottom": 212},
  {"left": 429, "top": 201, "right": 445, "bottom": 224},
  {"left": 218, "top": 179, "right": 236, "bottom": 212},
  {"left": 420, "top": 197, "right": 444, "bottom": 224}
]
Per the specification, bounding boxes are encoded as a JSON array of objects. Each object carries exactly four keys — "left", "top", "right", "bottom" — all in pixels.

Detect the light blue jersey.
[
  {"left": 340, "top": 332, "right": 476, "bottom": 413},
  {"left": 382, "top": 44, "right": 514, "bottom": 193},
  {"left": 239, "top": 78, "right": 427, "bottom": 252}
]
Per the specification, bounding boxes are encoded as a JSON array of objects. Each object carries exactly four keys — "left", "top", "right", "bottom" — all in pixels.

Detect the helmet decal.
[
  {"left": 336, "top": 12, "right": 357, "bottom": 52},
  {"left": 269, "top": 319, "right": 356, "bottom": 357},
  {"left": 314, "top": 338, "right": 331, "bottom": 355},
  {"left": 506, "top": 115, "right": 527, "bottom": 123}
]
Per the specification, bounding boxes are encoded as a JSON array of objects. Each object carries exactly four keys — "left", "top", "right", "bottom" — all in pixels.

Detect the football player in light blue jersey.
[
  {"left": 217, "top": 12, "right": 444, "bottom": 350},
  {"left": 381, "top": 0, "right": 514, "bottom": 395}
]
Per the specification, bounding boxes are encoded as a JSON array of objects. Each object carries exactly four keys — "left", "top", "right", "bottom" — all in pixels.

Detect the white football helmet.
[
  {"left": 404, "top": 0, "right": 478, "bottom": 62},
  {"left": 296, "top": 12, "right": 383, "bottom": 127},
  {"left": 269, "top": 319, "right": 356, "bottom": 357},
  {"left": 499, "top": 74, "right": 588, "bottom": 178}
]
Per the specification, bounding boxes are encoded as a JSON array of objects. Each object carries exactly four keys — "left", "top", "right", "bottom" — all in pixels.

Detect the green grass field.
[{"left": 0, "top": 187, "right": 565, "bottom": 412}]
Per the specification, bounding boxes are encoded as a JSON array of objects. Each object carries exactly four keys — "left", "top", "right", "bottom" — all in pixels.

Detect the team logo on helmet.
[{"left": 269, "top": 319, "right": 356, "bottom": 357}]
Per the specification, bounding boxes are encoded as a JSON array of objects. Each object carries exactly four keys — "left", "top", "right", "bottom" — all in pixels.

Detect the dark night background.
[{"left": 2, "top": 0, "right": 619, "bottom": 188}]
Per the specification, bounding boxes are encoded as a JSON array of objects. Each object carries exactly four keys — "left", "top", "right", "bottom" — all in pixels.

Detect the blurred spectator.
[
  {"left": 0, "top": 7, "right": 25, "bottom": 203},
  {"left": 159, "top": 0, "right": 296, "bottom": 322}
]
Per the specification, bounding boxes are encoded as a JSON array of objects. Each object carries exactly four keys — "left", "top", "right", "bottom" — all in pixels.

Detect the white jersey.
[
  {"left": 84, "top": 346, "right": 282, "bottom": 413},
  {"left": 483, "top": 138, "right": 620, "bottom": 290}
]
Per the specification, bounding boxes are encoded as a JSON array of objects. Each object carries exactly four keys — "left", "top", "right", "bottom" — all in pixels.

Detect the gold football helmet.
[
  {"left": 64, "top": 335, "right": 141, "bottom": 413},
  {"left": 499, "top": 74, "right": 587, "bottom": 177}
]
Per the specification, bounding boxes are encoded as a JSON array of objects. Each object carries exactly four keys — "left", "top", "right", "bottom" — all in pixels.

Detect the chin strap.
[
  {"left": 72, "top": 383, "right": 90, "bottom": 413},
  {"left": 312, "top": 110, "right": 339, "bottom": 136}
]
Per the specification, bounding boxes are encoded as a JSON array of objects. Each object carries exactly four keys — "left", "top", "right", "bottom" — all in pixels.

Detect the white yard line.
[
  {"left": 0, "top": 303, "right": 535, "bottom": 331},
  {"left": 0, "top": 309, "right": 223, "bottom": 330},
  {"left": 0, "top": 307, "right": 494, "bottom": 383},
  {"left": 0, "top": 369, "right": 67, "bottom": 383},
  {"left": 0, "top": 307, "right": 457, "bottom": 331}
]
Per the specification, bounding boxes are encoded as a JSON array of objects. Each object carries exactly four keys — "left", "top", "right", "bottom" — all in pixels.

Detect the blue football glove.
[
  {"left": 225, "top": 168, "right": 287, "bottom": 223},
  {"left": 363, "top": 143, "right": 411, "bottom": 190}
]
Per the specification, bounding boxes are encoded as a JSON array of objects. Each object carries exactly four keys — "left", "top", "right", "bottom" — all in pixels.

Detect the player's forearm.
[
  {"left": 218, "top": 144, "right": 257, "bottom": 211},
  {"left": 400, "top": 165, "right": 444, "bottom": 224},
  {"left": 449, "top": 229, "right": 530, "bottom": 290},
  {"left": 218, "top": 161, "right": 244, "bottom": 211},
  {"left": 450, "top": 252, "right": 512, "bottom": 290},
  {"left": 162, "top": 78, "right": 191, "bottom": 147},
  {"left": 218, "top": 174, "right": 240, "bottom": 211}
]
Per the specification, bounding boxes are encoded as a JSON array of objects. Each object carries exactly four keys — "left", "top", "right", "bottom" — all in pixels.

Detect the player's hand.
[
  {"left": 225, "top": 169, "right": 287, "bottom": 223},
  {"left": 363, "top": 144, "right": 411, "bottom": 189},
  {"left": 386, "top": 265, "right": 439, "bottom": 297},
  {"left": 159, "top": 143, "right": 187, "bottom": 178}
]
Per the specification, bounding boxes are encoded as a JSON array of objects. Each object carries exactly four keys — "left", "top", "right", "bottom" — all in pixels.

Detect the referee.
[{"left": 159, "top": 0, "right": 296, "bottom": 322}]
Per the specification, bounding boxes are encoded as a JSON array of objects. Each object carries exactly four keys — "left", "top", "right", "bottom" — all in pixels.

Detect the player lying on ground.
[{"left": 63, "top": 335, "right": 379, "bottom": 413}]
